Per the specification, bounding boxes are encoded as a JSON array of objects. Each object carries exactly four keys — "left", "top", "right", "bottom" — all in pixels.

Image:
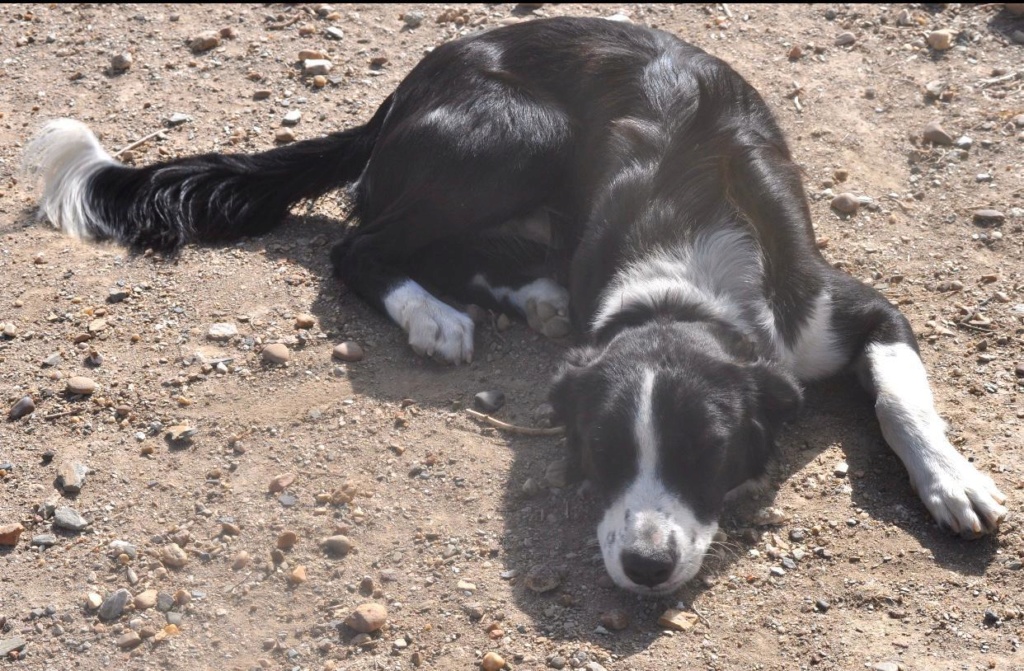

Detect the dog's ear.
[
  {"left": 549, "top": 346, "right": 600, "bottom": 482},
  {"left": 749, "top": 361, "right": 803, "bottom": 427}
]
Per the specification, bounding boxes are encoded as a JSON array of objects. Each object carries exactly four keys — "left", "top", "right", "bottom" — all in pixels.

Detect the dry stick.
[
  {"left": 466, "top": 409, "right": 564, "bottom": 437},
  {"left": 43, "top": 409, "right": 81, "bottom": 420},
  {"left": 112, "top": 127, "right": 175, "bottom": 158}
]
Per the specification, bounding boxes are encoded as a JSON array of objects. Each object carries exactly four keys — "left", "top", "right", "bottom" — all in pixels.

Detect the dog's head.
[{"left": 550, "top": 321, "right": 801, "bottom": 595}]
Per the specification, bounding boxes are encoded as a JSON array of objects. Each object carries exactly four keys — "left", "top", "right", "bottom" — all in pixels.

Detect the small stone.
[
  {"left": 312, "top": 75, "right": 327, "bottom": 88},
  {"left": 288, "top": 565, "right": 308, "bottom": 585},
  {"left": 160, "top": 543, "right": 188, "bottom": 569},
  {"left": 189, "top": 31, "right": 221, "bottom": 53},
  {"left": 403, "top": 11, "right": 425, "bottom": 28},
  {"left": 262, "top": 343, "right": 290, "bottom": 364},
  {"left": 525, "top": 564, "right": 562, "bottom": 593},
  {"left": 496, "top": 313, "right": 512, "bottom": 331},
  {"left": 298, "top": 49, "right": 327, "bottom": 61},
  {"left": 955, "top": 136, "right": 973, "bottom": 150},
  {"left": 549, "top": 656, "right": 567, "bottom": 669},
  {"left": 457, "top": 580, "right": 477, "bottom": 593},
  {"left": 67, "top": 376, "right": 97, "bottom": 395},
  {"left": 972, "top": 209, "right": 1005, "bottom": 224},
  {"left": 208, "top": 322, "right": 238, "bottom": 341},
  {"left": 834, "top": 32, "right": 856, "bottom": 47},
  {"left": 117, "top": 631, "right": 142, "bottom": 650},
  {"left": 815, "top": 599, "right": 831, "bottom": 612},
  {"left": 926, "top": 29, "right": 956, "bottom": 51},
  {"left": 166, "top": 425, "right": 197, "bottom": 442},
  {"left": 332, "top": 341, "right": 364, "bottom": 362},
  {"left": 275, "top": 128, "right": 296, "bottom": 144},
  {"left": 0, "top": 523, "right": 24, "bottom": 546},
  {"left": 2, "top": 323, "right": 16, "bottom": 338},
  {"left": 474, "top": 390, "right": 505, "bottom": 413},
  {"left": 31, "top": 534, "right": 57, "bottom": 548},
  {"left": 8, "top": 396, "right": 34, "bottom": 420},
  {"left": 253, "top": 89, "right": 272, "bottom": 101},
  {"left": 896, "top": 8, "right": 913, "bottom": 25},
  {"left": 303, "top": 59, "right": 332, "bottom": 76},
  {"left": 658, "top": 608, "right": 699, "bottom": 631},
  {"left": 282, "top": 110, "right": 302, "bottom": 126},
  {"left": 600, "top": 609, "right": 629, "bottom": 631},
  {"left": 870, "top": 663, "right": 902, "bottom": 671},
  {"left": 269, "top": 472, "right": 296, "bottom": 493},
  {"left": 41, "top": 352, "right": 62, "bottom": 367},
  {"left": 924, "top": 80, "right": 948, "bottom": 99},
  {"left": 830, "top": 193, "right": 860, "bottom": 214},
  {"left": 99, "top": 589, "right": 131, "bottom": 621},
  {"left": 156, "top": 592, "right": 174, "bottom": 612},
  {"left": 53, "top": 507, "right": 89, "bottom": 531},
  {"left": 134, "top": 590, "right": 158, "bottom": 610},
  {"left": 322, "top": 535, "right": 354, "bottom": 557},
  {"left": 345, "top": 603, "right": 387, "bottom": 633},
  {"left": 753, "top": 506, "right": 789, "bottom": 526},
  {"left": 922, "top": 120, "right": 953, "bottom": 146},
  {"left": 482, "top": 652, "right": 505, "bottom": 671},
  {"left": 87, "top": 318, "right": 107, "bottom": 333},
  {"left": 86, "top": 592, "right": 103, "bottom": 610},
  {"left": 295, "top": 314, "right": 316, "bottom": 329},
  {"left": 834, "top": 462, "right": 849, "bottom": 478},
  {"left": 111, "top": 52, "right": 133, "bottom": 72},
  {"left": 541, "top": 316, "right": 571, "bottom": 339},
  {"left": 0, "top": 638, "right": 27, "bottom": 658},
  {"left": 325, "top": 26, "right": 344, "bottom": 40},
  {"left": 277, "top": 530, "right": 299, "bottom": 550},
  {"left": 544, "top": 459, "right": 568, "bottom": 489},
  {"left": 1014, "top": 363, "right": 1024, "bottom": 378},
  {"left": 167, "top": 112, "right": 191, "bottom": 126},
  {"left": 231, "top": 551, "right": 250, "bottom": 570},
  {"left": 57, "top": 460, "right": 88, "bottom": 493}
]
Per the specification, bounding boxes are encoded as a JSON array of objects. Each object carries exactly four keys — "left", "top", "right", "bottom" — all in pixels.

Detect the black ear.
[
  {"left": 750, "top": 361, "right": 803, "bottom": 427},
  {"left": 548, "top": 346, "right": 600, "bottom": 424}
]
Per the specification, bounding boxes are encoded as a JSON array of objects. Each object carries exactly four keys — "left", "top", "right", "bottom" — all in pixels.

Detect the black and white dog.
[{"left": 26, "top": 17, "right": 1006, "bottom": 595}]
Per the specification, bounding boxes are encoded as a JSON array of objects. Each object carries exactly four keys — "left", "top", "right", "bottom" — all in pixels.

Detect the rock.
[
  {"left": 972, "top": 209, "right": 1005, "bottom": 224},
  {"left": 496, "top": 313, "right": 512, "bottom": 331},
  {"left": 600, "top": 609, "right": 630, "bottom": 630},
  {"left": 322, "top": 535, "right": 354, "bottom": 556},
  {"left": 922, "top": 120, "right": 953, "bottom": 146},
  {"left": 457, "top": 580, "right": 477, "bottom": 593},
  {"left": 31, "top": 534, "right": 57, "bottom": 547},
  {"left": 345, "top": 603, "right": 387, "bottom": 633},
  {"left": 275, "top": 128, "right": 296, "bottom": 144},
  {"left": 1015, "top": 363, "right": 1024, "bottom": 378},
  {"left": 134, "top": 590, "right": 158, "bottom": 610},
  {"left": 117, "top": 631, "right": 142, "bottom": 650},
  {"left": 325, "top": 27, "right": 344, "bottom": 40},
  {"left": 156, "top": 592, "right": 174, "bottom": 612},
  {"left": 834, "top": 32, "right": 856, "bottom": 47},
  {"left": 99, "top": 589, "right": 131, "bottom": 621},
  {"left": 870, "top": 663, "right": 902, "bottom": 671},
  {"left": 658, "top": 608, "right": 699, "bottom": 631},
  {"left": 298, "top": 49, "right": 327, "bottom": 61},
  {"left": 166, "top": 425, "right": 197, "bottom": 442},
  {"left": 189, "top": 31, "right": 221, "bottom": 53},
  {"left": 111, "top": 52, "right": 133, "bottom": 72},
  {"left": 926, "top": 29, "right": 956, "bottom": 51},
  {"left": 303, "top": 59, "right": 332, "bottom": 76},
  {"left": 53, "top": 507, "right": 89, "bottom": 531},
  {"left": 830, "top": 193, "right": 860, "bottom": 214},
  {"left": 924, "top": 80, "right": 948, "bottom": 99},
  {"left": 57, "top": 460, "right": 88, "bottom": 493},
  {"left": 269, "top": 472, "right": 296, "bottom": 493},
  {"left": 8, "top": 396, "right": 34, "bottom": 420},
  {"left": 2, "top": 323, "right": 16, "bottom": 338},
  {"left": 403, "top": 11, "right": 424, "bottom": 28},
  {"left": 167, "top": 112, "right": 191, "bottom": 126},
  {"left": 208, "top": 322, "right": 238, "bottom": 341},
  {"left": 289, "top": 565, "right": 308, "bottom": 585},
  {"left": 332, "top": 341, "right": 364, "bottom": 362},
  {"left": 896, "top": 8, "right": 913, "bottom": 26},
  {"left": 253, "top": 89, "right": 272, "bottom": 101},
  {"left": 834, "top": 462, "right": 849, "bottom": 478},
  {"left": 277, "top": 530, "right": 299, "bottom": 550},
  {"left": 753, "top": 506, "right": 789, "bottom": 526},
  {"left": 541, "top": 316, "right": 571, "bottom": 338},
  {"left": 232, "top": 551, "right": 250, "bottom": 570},
  {"left": 282, "top": 110, "right": 302, "bottom": 126},
  {"left": 481, "top": 652, "right": 505, "bottom": 671},
  {"left": 86, "top": 592, "right": 103, "bottom": 609},
  {"left": 0, "top": 638, "right": 27, "bottom": 658},
  {"left": 41, "top": 352, "right": 62, "bottom": 367},
  {"left": 525, "top": 564, "right": 562, "bottom": 593},
  {"left": 474, "top": 390, "right": 505, "bottom": 413},
  {"left": 67, "top": 376, "right": 97, "bottom": 395},
  {"left": 295, "top": 314, "right": 316, "bottom": 329},
  {"left": 0, "top": 523, "right": 24, "bottom": 546},
  {"left": 160, "top": 543, "right": 188, "bottom": 568},
  {"left": 262, "top": 343, "right": 290, "bottom": 364},
  {"left": 313, "top": 75, "right": 327, "bottom": 88}
]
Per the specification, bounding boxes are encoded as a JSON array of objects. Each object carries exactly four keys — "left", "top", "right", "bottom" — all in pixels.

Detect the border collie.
[{"left": 25, "top": 16, "right": 1006, "bottom": 595}]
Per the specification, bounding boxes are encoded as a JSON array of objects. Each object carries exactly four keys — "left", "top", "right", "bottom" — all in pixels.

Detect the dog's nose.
[{"left": 621, "top": 548, "right": 675, "bottom": 587}]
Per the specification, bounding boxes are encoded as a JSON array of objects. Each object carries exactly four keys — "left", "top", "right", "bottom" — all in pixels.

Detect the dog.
[{"left": 25, "top": 16, "right": 1007, "bottom": 595}]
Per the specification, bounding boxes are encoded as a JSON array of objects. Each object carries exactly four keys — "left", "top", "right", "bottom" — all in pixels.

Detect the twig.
[
  {"left": 225, "top": 571, "right": 253, "bottom": 594},
  {"left": 112, "top": 127, "right": 174, "bottom": 158},
  {"left": 43, "top": 409, "right": 81, "bottom": 420},
  {"left": 466, "top": 409, "right": 564, "bottom": 436},
  {"left": 976, "top": 72, "right": 1019, "bottom": 88},
  {"left": 719, "top": 3, "right": 733, "bottom": 18},
  {"left": 955, "top": 322, "right": 994, "bottom": 334},
  {"left": 266, "top": 15, "right": 301, "bottom": 30}
]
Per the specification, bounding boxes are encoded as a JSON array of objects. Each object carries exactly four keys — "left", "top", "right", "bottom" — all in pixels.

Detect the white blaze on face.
[{"left": 597, "top": 369, "right": 718, "bottom": 594}]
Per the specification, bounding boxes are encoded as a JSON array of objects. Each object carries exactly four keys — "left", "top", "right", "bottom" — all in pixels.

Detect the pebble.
[
  {"left": 403, "top": 11, "right": 424, "bottom": 28},
  {"left": 289, "top": 565, "right": 308, "bottom": 585},
  {"left": 111, "top": 52, "right": 133, "bottom": 72},
  {"left": 658, "top": 608, "right": 698, "bottom": 631},
  {"left": 134, "top": 590, "right": 158, "bottom": 610},
  {"left": 1014, "top": 364, "right": 1024, "bottom": 378},
  {"left": 207, "top": 322, "right": 238, "bottom": 341},
  {"left": 313, "top": 75, "right": 327, "bottom": 88},
  {"left": 525, "top": 564, "right": 562, "bottom": 593},
  {"left": 262, "top": 343, "right": 290, "bottom": 364},
  {"left": 474, "top": 390, "right": 505, "bottom": 413},
  {"left": 167, "top": 112, "right": 191, "bottom": 126},
  {"left": 108, "top": 287, "right": 131, "bottom": 303},
  {"left": 282, "top": 110, "right": 302, "bottom": 126},
  {"left": 753, "top": 506, "right": 789, "bottom": 526},
  {"left": 834, "top": 462, "right": 849, "bottom": 478},
  {"left": 457, "top": 580, "right": 477, "bottom": 593},
  {"left": 189, "top": 31, "right": 221, "bottom": 53},
  {"left": 345, "top": 603, "right": 387, "bottom": 633},
  {"left": 830, "top": 193, "right": 861, "bottom": 214},
  {"left": 322, "top": 535, "right": 354, "bottom": 556},
  {"left": 496, "top": 313, "right": 512, "bottom": 331},
  {"left": 277, "top": 530, "right": 299, "bottom": 550},
  {"left": 295, "top": 314, "right": 316, "bottom": 329},
  {"left": 549, "top": 656, "right": 567, "bottom": 669},
  {"left": 67, "top": 376, "right": 97, "bottom": 395},
  {"left": 160, "top": 543, "right": 188, "bottom": 569},
  {"left": 275, "top": 128, "right": 296, "bottom": 144},
  {"left": 600, "top": 609, "right": 629, "bottom": 630},
  {"left": 41, "top": 352, "right": 62, "bottom": 367},
  {"left": 922, "top": 120, "right": 953, "bottom": 146},
  {"left": 31, "top": 533, "right": 56, "bottom": 547},
  {"left": 0, "top": 523, "right": 24, "bottom": 546},
  {"left": 325, "top": 27, "right": 344, "bottom": 40},
  {"left": 53, "top": 507, "right": 89, "bottom": 532},
  {"left": 926, "top": 29, "right": 956, "bottom": 51},
  {"left": 303, "top": 59, "right": 332, "bottom": 76},
  {"left": 232, "top": 551, "right": 250, "bottom": 570},
  {"left": 0, "top": 638, "right": 27, "bottom": 658},
  {"left": 117, "top": 631, "right": 142, "bottom": 650},
  {"left": 253, "top": 89, "right": 272, "bottom": 101},
  {"left": 481, "top": 652, "right": 505, "bottom": 671},
  {"left": 86, "top": 592, "right": 103, "bottom": 610},
  {"left": 57, "top": 460, "right": 88, "bottom": 493},
  {"left": 8, "top": 396, "right": 34, "bottom": 420},
  {"left": 269, "top": 472, "right": 296, "bottom": 493},
  {"left": 834, "top": 32, "right": 856, "bottom": 47},
  {"left": 99, "top": 589, "right": 131, "bottom": 621},
  {"left": 298, "top": 49, "right": 327, "bottom": 61},
  {"left": 166, "top": 425, "right": 197, "bottom": 442},
  {"left": 2, "top": 323, "right": 16, "bottom": 338},
  {"left": 156, "top": 592, "right": 174, "bottom": 612},
  {"left": 870, "top": 664, "right": 902, "bottom": 671},
  {"left": 972, "top": 209, "right": 1005, "bottom": 224},
  {"left": 544, "top": 459, "right": 568, "bottom": 488},
  {"left": 815, "top": 599, "right": 831, "bottom": 612},
  {"left": 332, "top": 341, "right": 364, "bottom": 362}
]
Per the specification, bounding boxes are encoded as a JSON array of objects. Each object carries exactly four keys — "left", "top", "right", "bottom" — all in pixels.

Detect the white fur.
[
  {"left": 591, "top": 228, "right": 761, "bottom": 334},
  {"left": 866, "top": 342, "right": 1007, "bottom": 536},
  {"left": 24, "top": 119, "right": 116, "bottom": 240},
  {"left": 598, "top": 370, "right": 717, "bottom": 594},
  {"left": 383, "top": 279, "right": 474, "bottom": 364},
  {"left": 470, "top": 275, "right": 568, "bottom": 315},
  {"left": 781, "top": 291, "right": 847, "bottom": 381}
]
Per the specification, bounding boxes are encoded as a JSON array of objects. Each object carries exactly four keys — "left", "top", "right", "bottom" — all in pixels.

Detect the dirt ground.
[{"left": 1, "top": 3, "right": 1022, "bottom": 671}]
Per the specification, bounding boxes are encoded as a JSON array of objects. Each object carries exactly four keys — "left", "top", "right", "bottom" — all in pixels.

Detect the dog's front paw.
[
  {"left": 911, "top": 450, "right": 1007, "bottom": 538},
  {"left": 405, "top": 302, "right": 474, "bottom": 364},
  {"left": 521, "top": 279, "right": 571, "bottom": 339}
]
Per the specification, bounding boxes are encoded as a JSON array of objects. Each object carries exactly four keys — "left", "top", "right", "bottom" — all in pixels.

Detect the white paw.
[
  {"left": 911, "top": 451, "right": 1007, "bottom": 538},
  {"left": 383, "top": 280, "right": 474, "bottom": 364},
  {"left": 519, "top": 279, "right": 571, "bottom": 339}
]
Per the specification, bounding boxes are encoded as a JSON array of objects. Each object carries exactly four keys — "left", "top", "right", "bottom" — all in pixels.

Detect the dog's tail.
[{"left": 23, "top": 95, "right": 393, "bottom": 252}]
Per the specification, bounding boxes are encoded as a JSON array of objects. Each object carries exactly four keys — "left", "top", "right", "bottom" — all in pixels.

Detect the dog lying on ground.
[{"left": 26, "top": 16, "right": 1007, "bottom": 595}]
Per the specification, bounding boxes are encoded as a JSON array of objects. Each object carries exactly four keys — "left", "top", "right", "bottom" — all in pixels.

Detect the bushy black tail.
[{"left": 24, "top": 95, "right": 392, "bottom": 252}]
